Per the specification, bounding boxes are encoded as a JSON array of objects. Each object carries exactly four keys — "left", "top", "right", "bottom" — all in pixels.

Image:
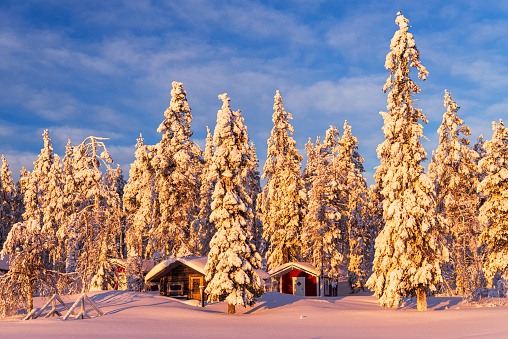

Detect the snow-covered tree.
[
  {"left": 428, "top": 90, "right": 482, "bottom": 295},
  {"left": 245, "top": 142, "right": 263, "bottom": 253},
  {"left": 0, "top": 220, "right": 57, "bottom": 316},
  {"left": 193, "top": 126, "right": 216, "bottom": 255},
  {"left": 347, "top": 175, "right": 372, "bottom": 293},
  {"left": 12, "top": 167, "right": 29, "bottom": 225},
  {"left": 23, "top": 130, "right": 55, "bottom": 226},
  {"left": 148, "top": 81, "right": 202, "bottom": 259},
  {"left": 124, "top": 134, "right": 155, "bottom": 262},
  {"left": 333, "top": 121, "right": 365, "bottom": 258},
  {"left": 57, "top": 137, "right": 122, "bottom": 292},
  {"left": 478, "top": 120, "right": 508, "bottom": 286},
  {"left": 205, "top": 93, "right": 263, "bottom": 314},
  {"left": 367, "top": 12, "right": 447, "bottom": 311},
  {"left": 258, "top": 90, "right": 306, "bottom": 270},
  {"left": 302, "top": 135, "right": 343, "bottom": 284},
  {"left": 0, "top": 156, "right": 16, "bottom": 249},
  {"left": 303, "top": 137, "right": 319, "bottom": 191}
]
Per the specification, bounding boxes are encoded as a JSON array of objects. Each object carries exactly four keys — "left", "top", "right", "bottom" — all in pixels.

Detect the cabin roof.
[
  {"left": 268, "top": 262, "right": 320, "bottom": 278},
  {"left": 145, "top": 256, "right": 271, "bottom": 283},
  {"left": 145, "top": 257, "right": 208, "bottom": 283}
]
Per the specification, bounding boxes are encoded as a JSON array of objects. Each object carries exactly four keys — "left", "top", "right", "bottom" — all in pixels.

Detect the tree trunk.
[
  {"left": 416, "top": 286, "right": 427, "bottom": 311},
  {"left": 28, "top": 284, "right": 33, "bottom": 312},
  {"left": 228, "top": 303, "right": 236, "bottom": 314}
]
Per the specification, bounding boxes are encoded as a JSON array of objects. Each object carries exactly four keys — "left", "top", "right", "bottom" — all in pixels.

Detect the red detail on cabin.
[{"left": 280, "top": 269, "right": 317, "bottom": 296}]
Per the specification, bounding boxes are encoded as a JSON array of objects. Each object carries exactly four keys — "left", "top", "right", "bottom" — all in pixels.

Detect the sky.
[{"left": 1, "top": 0, "right": 507, "bottom": 185}]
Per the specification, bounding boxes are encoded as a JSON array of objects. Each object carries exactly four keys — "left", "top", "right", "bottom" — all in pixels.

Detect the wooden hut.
[
  {"left": 145, "top": 257, "right": 271, "bottom": 300},
  {"left": 145, "top": 257, "right": 208, "bottom": 300},
  {"left": 268, "top": 262, "right": 320, "bottom": 297}
]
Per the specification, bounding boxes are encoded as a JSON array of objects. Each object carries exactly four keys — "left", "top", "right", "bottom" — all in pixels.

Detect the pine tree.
[
  {"left": 193, "top": 126, "right": 216, "bottom": 255},
  {"left": 245, "top": 142, "right": 263, "bottom": 253},
  {"left": 367, "top": 12, "right": 446, "bottom": 311},
  {"left": 59, "top": 137, "right": 122, "bottom": 292},
  {"left": 205, "top": 94, "right": 263, "bottom": 314},
  {"left": 23, "top": 130, "right": 55, "bottom": 226},
  {"left": 56, "top": 140, "right": 78, "bottom": 275},
  {"left": 0, "top": 156, "right": 16, "bottom": 249},
  {"left": 428, "top": 90, "right": 482, "bottom": 295},
  {"left": 478, "top": 120, "right": 508, "bottom": 285},
  {"left": 258, "top": 90, "right": 306, "bottom": 270},
  {"left": 347, "top": 175, "right": 371, "bottom": 293},
  {"left": 333, "top": 121, "right": 365, "bottom": 260},
  {"left": 12, "top": 167, "right": 29, "bottom": 225},
  {"left": 0, "top": 220, "right": 57, "bottom": 316},
  {"left": 124, "top": 134, "right": 155, "bottom": 261},
  {"left": 303, "top": 137, "right": 318, "bottom": 191},
  {"left": 302, "top": 135, "right": 343, "bottom": 285},
  {"left": 149, "top": 81, "right": 202, "bottom": 259}
]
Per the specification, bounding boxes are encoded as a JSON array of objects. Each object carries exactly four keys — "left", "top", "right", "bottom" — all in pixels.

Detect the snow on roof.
[
  {"left": 0, "top": 253, "right": 9, "bottom": 271},
  {"left": 145, "top": 257, "right": 208, "bottom": 283},
  {"left": 268, "top": 262, "right": 320, "bottom": 278},
  {"left": 145, "top": 256, "right": 271, "bottom": 283}
]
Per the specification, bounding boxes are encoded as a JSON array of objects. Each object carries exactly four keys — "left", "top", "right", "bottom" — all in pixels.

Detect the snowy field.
[{"left": 2, "top": 291, "right": 508, "bottom": 338}]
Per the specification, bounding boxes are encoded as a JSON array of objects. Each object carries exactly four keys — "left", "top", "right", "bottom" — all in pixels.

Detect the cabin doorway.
[
  {"left": 292, "top": 277, "right": 305, "bottom": 296},
  {"left": 190, "top": 277, "right": 204, "bottom": 300}
]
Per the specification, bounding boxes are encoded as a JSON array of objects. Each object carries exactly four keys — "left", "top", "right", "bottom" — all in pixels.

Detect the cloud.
[
  {"left": 451, "top": 60, "right": 508, "bottom": 90},
  {"left": 284, "top": 75, "right": 386, "bottom": 123},
  {"left": 1, "top": 151, "right": 38, "bottom": 181}
]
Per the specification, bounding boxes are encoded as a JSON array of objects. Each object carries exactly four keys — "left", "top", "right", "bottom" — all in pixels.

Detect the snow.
[
  {"left": 2, "top": 290, "right": 508, "bottom": 338},
  {"left": 268, "top": 262, "right": 320, "bottom": 277}
]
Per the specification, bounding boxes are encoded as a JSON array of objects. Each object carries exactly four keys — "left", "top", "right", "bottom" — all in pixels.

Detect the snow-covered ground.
[{"left": 2, "top": 291, "right": 508, "bottom": 338}]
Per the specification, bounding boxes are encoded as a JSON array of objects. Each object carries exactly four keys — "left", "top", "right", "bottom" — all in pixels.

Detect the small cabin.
[
  {"left": 145, "top": 257, "right": 208, "bottom": 300},
  {"left": 269, "top": 262, "right": 320, "bottom": 297},
  {"left": 145, "top": 256, "right": 271, "bottom": 300}
]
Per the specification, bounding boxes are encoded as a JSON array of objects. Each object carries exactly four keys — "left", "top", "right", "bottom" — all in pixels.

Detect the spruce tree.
[
  {"left": 245, "top": 142, "right": 263, "bottom": 253},
  {"left": 124, "top": 134, "right": 155, "bottom": 262},
  {"left": 0, "top": 156, "right": 16, "bottom": 249},
  {"left": 367, "top": 12, "right": 446, "bottom": 311},
  {"left": 59, "top": 137, "right": 122, "bottom": 292},
  {"left": 193, "top": 126, "right": 216, "bottom": 255},
  {"left": 149, "top": 81, "right": 202, "bottom": 259},
  {"left": 258, "top": 90, "right": 306, "bottom": 270},
  {"left": 0, "top": 220, "right": 57, "bottom": 315},
  {"left": 428, "top": 90, "right": 482, "bottom": 295},
  {"left": 205, "top": 94, "right": 263, "bottom": 314},
  {"left": 478, "top": 120, "right": 508, "bottom": 285},
  {"left": 302, "top": 134, "right": 343, "bottom": 286},
  {"left": 23, "top": 130, "right": 55, "bottom": 226}
]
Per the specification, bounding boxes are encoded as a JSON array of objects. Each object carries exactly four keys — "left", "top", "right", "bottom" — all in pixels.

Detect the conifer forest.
[{"left": 1, "top": 12, "right": 508, "bottom": 317}]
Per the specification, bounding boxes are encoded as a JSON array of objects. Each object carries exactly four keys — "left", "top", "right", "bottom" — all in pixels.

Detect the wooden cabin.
[
  {"left": 145, "top": 256, "right": 271, "bottom": 300},
  {"left": 145, "top": 257, "right": 208, "bottom": 300},
  {"left": 268, "top": 262, "right": 320, "bottom": 297}
]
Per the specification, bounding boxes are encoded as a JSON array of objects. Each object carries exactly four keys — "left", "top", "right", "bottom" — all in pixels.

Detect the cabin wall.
[
  {"left": 160, "top": 264, "right": 205, "bottom": 299},
  {"left": 280, "top": 270, "right": 318, "bottom": 296}
]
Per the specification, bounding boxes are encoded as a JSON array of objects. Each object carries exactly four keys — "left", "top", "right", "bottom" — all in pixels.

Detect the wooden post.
[
  {"left": 199, "top": 286, "right": 205, "bottom": 308},
  {"left": 417, "top": 286, "right": 427, "bottom": 311}
]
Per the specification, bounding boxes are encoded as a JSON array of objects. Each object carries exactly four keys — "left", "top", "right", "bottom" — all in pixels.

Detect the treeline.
[{"left": 0, "top": 11, "right": 507, "bottom": 315}]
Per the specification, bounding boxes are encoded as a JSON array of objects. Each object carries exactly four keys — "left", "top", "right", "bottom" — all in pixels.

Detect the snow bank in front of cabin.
[{"left": 1, "top": 291, "right": 508, "bottom": 338}]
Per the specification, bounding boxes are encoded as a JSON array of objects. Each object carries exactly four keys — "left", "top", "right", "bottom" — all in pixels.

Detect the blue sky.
[{"left": 1, "top": 0, "right": 507, "bottom": 185}]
